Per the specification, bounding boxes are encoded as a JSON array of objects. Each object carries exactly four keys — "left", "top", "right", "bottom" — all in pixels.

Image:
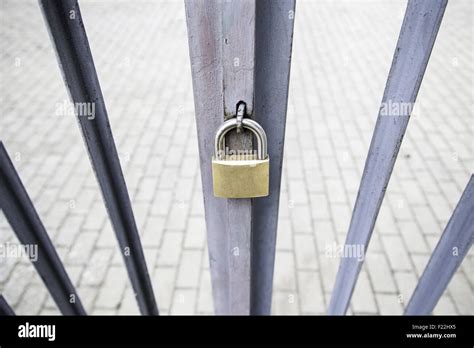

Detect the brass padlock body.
[
  {"left": 212, "top": 155, "right": 269, "bottom": 198},
  {"left": 212, "top": 118, "right": 270, "bottom": 198}
]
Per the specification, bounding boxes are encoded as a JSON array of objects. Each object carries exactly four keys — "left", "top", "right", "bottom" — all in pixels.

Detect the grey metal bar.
[
  {"left": 0, "top": 142, "right": 86, "bottom": 315},
  {"left": 222, "top": 0, "right": 256, "bottom": 315},
  {"left": 251, "top": 0, "right": 296, "bottom": 315},
  {"left": 405, "top": 176, "right": 473, "bottom": 315},
  {"left": 328, "top": 0, "right": 448, "bottom": 315},
  {"left": 0, "top": 295, "right": 16, "bottom": 316},
  {"left": 187, "top": 0, "right": 256, "bottom": 315},
  {"left": 185, "top": 0, "right": 230, "bottom": 314},
  {"left": 185, "top": 0, "right": 295, "bottom": 315},
  {"left": 38, "top": 0, "right": 158, "bottom": 315}
]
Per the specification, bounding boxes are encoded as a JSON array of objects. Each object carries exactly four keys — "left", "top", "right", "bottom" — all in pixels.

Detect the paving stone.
[
  {"left": 393, "top": 271, "right": 418, "bottom": 309},
  {"left": 398, "top": 221, "right": 429, "bottom": 254},
  {"left": 135, "top": 177, "right": 159, "bottom": 202},
  {"left": 67, "top": 232, "right": 98, "bottom": 265},
  {"left": 118, "top": 287, "right": 140, "bottom": 315},
  {"left": 310, "top": 193, "right": 331, "bottom": 220},
  {"left": 375, "top": 293, "right": 403, "bottom": 315},
  {"left": 96, "top": 223, "right": 117, "bottom": 248},
  {"left": 325, "top": 179, "right": 347, "bottom": 204},
  {"left": 80, "top": 248, "right": 113, "bottom": 286},
  {"left": 190, "top": 191, "right": 205, "bottom": 216},
  {"left": 91, "top": 308, "right": 117, "bottom": 315},
  {"left": 288, "top": 180, "right": 309, "bottom": 205},
  {"left": 330, "top": 203, "right": 351, "bottom": 234},
  {"left": 381, "top": 235, "right": 413, "bottom": 271},
  {"left": 196, "top": 269, "right": 214, "bottom": 314},
  {"left": 176, "top": 250, "right": 202, "bottom": 288},
  {"left": 297, "top": 271, "right": 326, "bottom": 314},
  {"left": 165, "top": 202, "right": 188, "bottom": 231},
  {"left": 318, "top": 251, "right": 340, "bottom": 295},
  {"left": 2, "top": 264, "right": 35, "bottom": 306},
  {"left": 55, "top": 215, "right": 83, "bottom": 247},
  {"left": 150, "top": 190, "right": 173, "bottom": 216},
  {"left": 366, "top": 253, "right": 397, "bottom": 293},
  {"left": 76, "top": 286, "right": 99, "bottom": 313},
  {"left": 95, "top": 266, "right": 127, "bottom": 310},
  {"left": 82, "top": 203, "right": 107, "bottom": 231},
  {"left": 410, "top": 254, "right": 430, "bottom": 277},
  {"left": 351, "top": 270, "right": 378, "bottom": 314},
  {"left": 39, "top": 308, "right": 61, "bottom": 315},
  {"left": 276, "top": 218, "right": 293, "bottom": 251},
  {"left": 290, "top": 206, "right": 313, "bottom": 234},
  {"left": 388, "top": 194, "right": 414, "bottom": 222},
  {"left": 412, "top": 205, "right": 442, "bottom": 236},
  {"left": 143, "top": 248, "right": 159, "bottom": 271},
  {"left": 157, "top": 232, "right": 183, "bottom": 266},
  {"left": 141, "top": 216, "right": 165, "bottom": 248},
  {"left": 170, "top": 289, "right": 197, "bottom": 315},
  {"left": 271, "top": 291, "right": 299, "bottom": 315},
  {"left": 183, "top": 217, "right": 206, "bottom": 249},
  {"left": 294, "top": 235, "right": 318, "bottom": 270},
  {"left": 432, "top": 295, "right": 458, "bottom": 315},
  {"left": 153, "top": 267, "right": 177, "bottom": 313},
  {"left": 447, "top": 272, "right": 473, "bottom": 315},
  {"left": 273, "top": 251, "right": 297, "bottom": 291},
  {"left": 375, "top": 204, "right": 398, "bottom": 235},
  {"left": 14, "top": 285, "right": 48, "bottom": 315}
]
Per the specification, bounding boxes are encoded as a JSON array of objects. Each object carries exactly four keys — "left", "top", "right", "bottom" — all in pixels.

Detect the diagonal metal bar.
[
  {"left": 0, "top": 295, "right": 16, "bottom": 316},
  {"left": 251, "top": 0, "right": 296, "bottom": 315},
  {"left": 405, "top": 176, "right": 473, "bottom": 315},
  {"left": 0, "top": 142, "right": 86, "bottom": 315},
  {"left": 38, "top": 0, "right": 158, "bottom": 315},
  {"left": 328, "top": 0, "right": 448, "bottom": 315}
]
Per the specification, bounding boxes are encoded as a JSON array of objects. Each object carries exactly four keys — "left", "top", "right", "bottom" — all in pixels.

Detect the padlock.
[{"left": 212, "top": 118, "right": 269, "bottom": 198}]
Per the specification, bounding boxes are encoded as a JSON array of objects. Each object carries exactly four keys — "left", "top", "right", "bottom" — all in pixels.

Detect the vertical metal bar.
[
  {"left": 186, "top": 0, "right": 295, "bottom": 315},
  {"left": 251, "top": 0, "right": 296, "bottom": 315},
  {"left": 185, "top": 0, "right": 230, "bottom": 314},
  {"left": 328, "top": 0, "right": 448, "bottom": 315},
  {"left": 185, "top": 0, "right": 256, "bottom": 315},
  {"left": 222, "top": 0, "right": 255, "bottom": 315},
  {"left": 0, "top": 142, "right": 86, "bottom": 315},
  {"left": 405, "top": 176, "right": 473, "bottom": 315},
  {"left": 38, "top": 0, "right": 158, "bottom": 315},
  {"left": 0, "top": 295, "right": 16, "bottom": 316},
  {"left": 227, "top": 202, "right": 252, "bottom": 314}
]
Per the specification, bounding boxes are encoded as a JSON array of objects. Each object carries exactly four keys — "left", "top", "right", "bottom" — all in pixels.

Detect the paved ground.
[{"left": 0, "top": 0, "right": 472, "bottom": 315}]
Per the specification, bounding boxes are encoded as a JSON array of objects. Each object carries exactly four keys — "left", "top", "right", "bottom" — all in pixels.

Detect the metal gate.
[{"left": 0, "top": 0, "right": 472, "bottom": 316}]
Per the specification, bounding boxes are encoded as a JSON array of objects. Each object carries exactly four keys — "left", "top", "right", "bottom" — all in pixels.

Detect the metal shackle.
[{"left": 214, "top": 118, "right": 268, "bottom": 160}]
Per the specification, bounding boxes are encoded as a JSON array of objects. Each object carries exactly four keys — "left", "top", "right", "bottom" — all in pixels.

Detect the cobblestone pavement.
[{"left": 0, "top": 0, "right": 472, "bottom": 315}]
